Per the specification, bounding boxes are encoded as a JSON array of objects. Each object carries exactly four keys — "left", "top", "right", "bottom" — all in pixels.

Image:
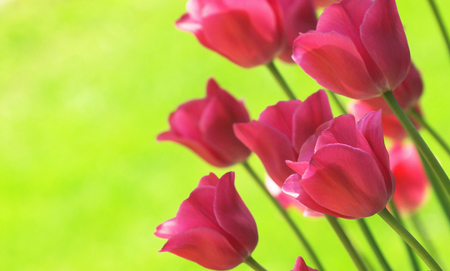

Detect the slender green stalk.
[
  {"left": 426, "top": 0, "right": 450, "bottom": 59},
  {"left": 389, "top": 202, "right": 420, "bottom": 271},
  {"left": 417, "top": 150, "right": 450, "bottom": 228},
  {"left": 410, "top": 108, "right": 450, "bottom": 158},
  {"left": 266, "top": 61, "right": 297, "bottom": 100},
  {"left": 324, "top": 215, "right": 367, "bottom": 271},
  {"left": 382, "top": 91, "right": 450, "bottom": 199},
  {"left": 241, "top": 161, "right": 325, "bottom": 270},
  {"left": 356, "top": 219, "right": 392, "bottom": 271},
  {"left": 244, "top": 256, "right": 268, "bottom": 271},
  {"left": 378, "top": 208, "right": 442, "bottom": 271},
  {"left": 326, "top": 90, "right": 348, "bottom": 115},
  {"left": 411, "top": 213, "right": 440, "bottom": 264}
]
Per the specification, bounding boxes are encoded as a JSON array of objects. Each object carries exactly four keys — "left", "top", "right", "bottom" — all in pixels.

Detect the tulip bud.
[{"left": 292, "top": 256, "right": 318, "bottom": 271}]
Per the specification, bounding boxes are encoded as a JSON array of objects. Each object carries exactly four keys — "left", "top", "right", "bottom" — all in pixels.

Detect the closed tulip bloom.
[
  {"left": 389, "top": 143, "right": 429, "bottom": 215},
  {"left": 234, "top": 90, "right": 333, "bottom": 187},
  {"left": 176, "top": 0, "right": 285, "bottom": 68},
  {"left": 348, "top": 64, "right": 423, "bottom": 140},
  {"left": 292, "top": 256, "right": 318, "bottom": 271},
  {"left": 157, "top": 79, "right": 251, "bottom": 167},
  {"left": 292, "top": 0, "right": 411, "bottom": 99},
  {"left": 283, "top": 111, "right": 394, "bottom": 219},
  {"left": 155, "top": 172, "right": 258, "bottom": 270},
  {"left": 278, "top": 0, "right": 317, "bottom": 63}
]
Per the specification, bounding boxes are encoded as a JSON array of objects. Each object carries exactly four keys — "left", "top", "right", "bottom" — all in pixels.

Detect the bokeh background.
[{"left": 1, "top": 0, "right": 450, "bottom": 270}]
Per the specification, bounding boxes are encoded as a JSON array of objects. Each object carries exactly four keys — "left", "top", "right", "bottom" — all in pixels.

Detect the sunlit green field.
[{"left": 1, "top": 0, "right": 450, "bottom": 270}]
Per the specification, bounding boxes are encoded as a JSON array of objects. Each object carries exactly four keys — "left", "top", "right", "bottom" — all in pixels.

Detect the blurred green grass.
[{"left": 0, "top": 0, "right": 449, "bottom": 270}]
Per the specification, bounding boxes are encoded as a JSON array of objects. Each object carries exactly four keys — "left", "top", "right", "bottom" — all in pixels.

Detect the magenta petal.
[
  {"left": 234, "top": 122, "right": 296, "bottom": 186},
  {"left": 198, "top": 172, "right": 220, "bottom": 187},
  {"left": 215, "top": 172, "right": 258, "bottom": 257},
  {"left": 160, "top": 227, "right": 244, "bottom": 270},
  {"left": 292, "top": 256, "right": 318, "bottom": 271},
  {"left": 293, "top": 31, "right": 379, "bottom": 99},
  {"left": 361, "top": 0, "right": 410, "bottom": 91},
  {"left": 314, "top": 114, "right": 357, "bottom": 151},
  {"left": 258, "top": 100, "right": 302, "bottom": 141},
  {"left": 286, "top": 161, "right": 309, "bottom": 175},
  {"left": 292, "top": 90, "right": 333, "bottom": 153},
  {"left": 302, "top": 144, "right": 389, "bottom": 219}
]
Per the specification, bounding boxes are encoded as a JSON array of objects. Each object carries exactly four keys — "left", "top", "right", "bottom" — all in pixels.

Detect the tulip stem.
[
  {"left": 426, "top": 0, "right": 450, "bottom": 60},
  {"left": 244, "top": 256, "right": 267, "bottom": 271},
  {"left": 324, "top": 215, "right": 367, "bottom": 271},
  {"left": 411, "top": 213, "right": 441, "bottom": 265},
  {"left": 382, "top": 91, "right": 450, "bottom": 199},
  {"left": 378, "top": 208, "right": 442, "bottom": 271},
  {"left": 266, "top": 61, "right": 297, "bottom": 100},
  {"left": 388, "top": 201, "right": 420, "bottom": 271},
  {"left": 241, "top": 161, "right": 325, "bottom": 271},
  {"left": 410, "top": 108, "right": 450, "bottom": 158},
  {"left": 356, "top": 219, "right": 392, "bottom": 271},
  {"left": 326, "top": 90, "right": 348, "bottom": 115}
]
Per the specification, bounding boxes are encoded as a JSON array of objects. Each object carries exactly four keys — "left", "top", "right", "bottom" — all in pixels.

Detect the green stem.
[
  {"left": 389, "top": 201, "right": 420, "bottom": 271},
  {"left": 244, "top": 256, "right": 267, "bottom": 271},
  {"left": 324, "top": 215, "right": 367, "bottom": 271},
  {"left": 241, "top": 161, "right": 325, "bottom": 270},
  {"left": 410, "top": 108, "right": 450, "bottom": 158},
  {"left": 426, "top": 0, "right": 450, "bottom": 59},
  {"left": 266, "top": 61, "right": 297, "bottom": 100},
  {"left": 411, "top": 213, "right": 441, "bottom": 264},
  {"left": 378, "top": 208, "right": 442, "bottom": 271},
  {"left": 356, "top": 219, "right": 392, "bottom": 271},
  {"left": 326, "top": 90, "right": 348, "bottom": 115},
  {"left": 382, "top": 91, "right": 450, "bottom": 199}
]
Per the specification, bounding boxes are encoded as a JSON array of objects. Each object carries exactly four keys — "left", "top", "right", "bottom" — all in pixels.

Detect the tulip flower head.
[
  {"left": 234, "top": 90, "right": 333, "bottom": 187},
  {"left": 389, "top": 143, "right": 429, "bottom": 215},
  {"left": 157, "top": 79, "right": 251, "bottom": 167},
  {"left": 283, "top": 111, "right": 395, "bottom": 219},
  {"left": 292, "top": 0, "right": 411, "bottom": 99},
  {"left": 176, "top": 0, "right": 285, "bottom": 68},
  {"left": 155, "top": 172, "right": 258, "bottom": 270},
  {"left": 292, "top": 256, "right": 318, "bottom": 271}
]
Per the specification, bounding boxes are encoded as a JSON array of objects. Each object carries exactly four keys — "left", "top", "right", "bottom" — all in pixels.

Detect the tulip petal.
[
  {"left": 160, "top": 227, "right": 244, "bottom": 270},
  {"left": 215, "top": 172, "right": 258, "bottom": 257},
  {"left": 259, "top": 100, "right": 302, "bottom": 141},
  {"left": 234, "top": 122, "right": 296, "bottom": 186},
  {"left": 361, "top": 0, "right": 410, "bottom": 90},
  {"left": 198, "top": 172, "right": 220, "bottom": 187},
  {"left": 293, "top": 31, "right": 379, "bottom": 99},
  {"left": 314, "top": 114, "right": 357, "bottom": 151},
  {"left": 292, "top": 90, "right": 333, "bottom": 153},
  {"left": 301, "top": 144, "right": 389, "bottom": 218},
  {"left": 293, "top": 256, "right": 318, "bottom": 271}
]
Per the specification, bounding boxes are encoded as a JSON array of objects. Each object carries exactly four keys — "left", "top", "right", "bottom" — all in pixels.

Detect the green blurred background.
[{"left": 0, "top": 0, "right": 449, "bottom": 270}]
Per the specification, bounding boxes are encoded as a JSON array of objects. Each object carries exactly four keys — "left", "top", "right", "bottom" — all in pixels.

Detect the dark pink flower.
[
  {"left": 292, "top": 256, "right": 318, "bottom": 271},
  {"left": 155, "top": 172, "right": 258, "bottom": 270},
  {"left": 176, "top": 0, "right": 285, "bottom": 68},
  {"left": 278, "top": 0, "right": 317, "bottom": 63},
  {"left": 157, "top": 79, "right": 251, "bottom": 167},
  {"left": 283, "top": 111, "right": 394, "bottom": 219},
  {"left": 292, "top": 0, "right": 411, "bottom": 99},
  {"left": 313, "top": 0, "right": 339, "bottom": 8},
  {"left": 389, "top": 143, "right": 429, "bottom": 215},
  {"left": 234, "top": 90, "right": 333, "bottom": 187}
]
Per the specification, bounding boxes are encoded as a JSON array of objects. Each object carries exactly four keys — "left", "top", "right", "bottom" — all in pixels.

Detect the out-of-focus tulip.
[
  {"left": 176, "top": 0, "right": 285, "bottom": 68},
  {"left": 313, "top": 0, "right": 339, "bottom": 8},
  {"left": 157, "top": 79, "right": 251, "bottom": 167},
  {"left": 266, "top": 176, "right": 323, "bottom": 217},
  {"left": 389, "top": 143, "right": 429, "bottom": 215},
  {"left": 234, "top": 90, "right": 333, "bottom": 187},
  {"left": 292, "top": 0, "right": 411, "bottom": 99},
  {"left": 155, "top": 172, "right": 258, "bottom": 270},
  {"left": 292, "top": 256, "right": 318, "bottom": 271},
  {"left": 278, "top": 0, "right": 317, "bottom": 63},
  {"left": 348, "top": 64, "right": 423, "bottom": 140},
  {"left": 283, "top": 111, "right": 395, "bottom": 219}
]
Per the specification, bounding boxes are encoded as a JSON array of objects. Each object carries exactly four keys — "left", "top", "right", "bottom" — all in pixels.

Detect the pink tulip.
[
  {"left": 389, "top": 143, "right": 429, "bottom": 215},
  {"left": 157, "top": 79, "right": 251, "bottom": 167},
  {"left": 313, "top": 0, "right": 339, "bottom": 8},
  {"left": 234, "top": 90, "right": 333, "bottom": 187},
  {"left": 348, "top": 64, "right": 423, "bottom": 140},
  {"left": 292, "top": 0, "right": 411, "bottom": 99},
  {"left": 266, "top": 176, "right": 323, "bottom": 217},
  {"left": 278, "top": 0, "right": 317, "bottom": 63},
  {"left": 176, "top": 0, "right": 285, "bottom": 68},
  {"left": 155, "top": 172, "right": 258, "bottom": 270},
  {"left": 292, "top": 256, "right": 318, "bottom": 271},
  {"left": 283, "top": 111, "right": 394, "bottom": 219}
]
